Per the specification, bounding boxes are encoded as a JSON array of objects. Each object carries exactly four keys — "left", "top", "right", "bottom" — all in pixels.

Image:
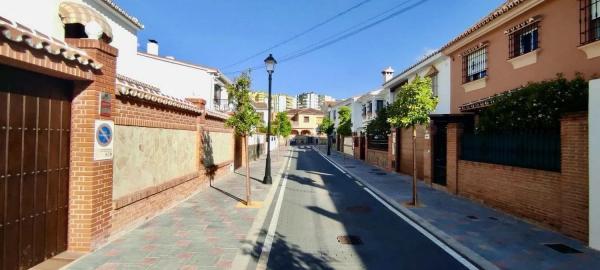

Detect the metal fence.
[
  {"left": 367, "top": 135, "right": 388, "bottom": 151},
  {"left": 461, "top": 131, "right": 560, "bottom": 171}
]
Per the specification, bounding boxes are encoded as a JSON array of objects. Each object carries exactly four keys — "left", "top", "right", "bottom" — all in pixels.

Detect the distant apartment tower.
[
  {"left": 286, "top": 95, "right": 297, "bottom": 110},
  {"left": 271, "top": 94, "right": 288, "bottom": 113},
  {"left": 297, "top": 92, "right": 320, "bottom": 109},
  {"left": 249, "top": 91, "right": 266, "bottom": 103}
]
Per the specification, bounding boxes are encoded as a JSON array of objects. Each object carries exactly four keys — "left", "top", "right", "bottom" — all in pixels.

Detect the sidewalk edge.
[
  {"left": 314, "top": 147, "right": 499, "bottom": 270},
  {"left": 231, "top": 148, "right": 292, "bottom": 270}
]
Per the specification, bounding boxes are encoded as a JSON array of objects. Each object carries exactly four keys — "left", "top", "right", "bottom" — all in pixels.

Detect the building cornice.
[{"left": 442, "top": 0, "right": 545, "bottom": 54}]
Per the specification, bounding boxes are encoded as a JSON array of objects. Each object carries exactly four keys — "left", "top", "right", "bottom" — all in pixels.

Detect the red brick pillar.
[
  {"left": 446, "top": 123, "right": 462, "bottom": 195},
  {"left": 364, "top": 133, "right": 369, "bottom": 162},
  {"left": 387, "top": 133, "right": 394, "bottom": 172},
  {"left": 187, "top": 98, "right": 206, "bottom": 172},
  {"left": 66, "top": 39, "right": 118, "bottom": 251},
  {"left": 559, "top": 112, "right": 589, "bottom": 241},
  {"left": 423, "top": 124, "right": 432, "bottom": 185}
]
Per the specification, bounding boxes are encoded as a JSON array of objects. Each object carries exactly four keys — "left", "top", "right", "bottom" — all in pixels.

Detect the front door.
[
  {"left": 359, "top": 136, "right": 365, "bottom": 160},
  {"left": 0, "top": 65, "right": 72, "bottom": 269},
  {"left": 432, "top": 122, "right": 448, "bottom": 186}
]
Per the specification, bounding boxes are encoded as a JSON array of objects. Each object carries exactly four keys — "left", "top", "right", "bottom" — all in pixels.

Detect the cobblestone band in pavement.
[{"left": 66, "top": 149, "right": 288, "bottom": 270}]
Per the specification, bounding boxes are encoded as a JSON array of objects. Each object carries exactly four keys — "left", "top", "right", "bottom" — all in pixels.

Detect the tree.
[
  {"left": 274, "top": 112, "right": 292, "bottom": 144},
  {"left": 225, "top": 73, "right": 261, "bottom": 205},
  {"left": 336, "top": 106, "right": 352, "bottom": 136},
  {"left": 318, "top": 116, "right": 335, "bottom": 155},
  {"left": 366, "top": 106, "right": 391, "bottom": 137},
  {"left": 387, "top": 75, "right": 438, "bottom": 206}
]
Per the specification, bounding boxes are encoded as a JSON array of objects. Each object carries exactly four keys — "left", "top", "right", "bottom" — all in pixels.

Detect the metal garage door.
[{"left": 0, "top": 65, "right": 72, "bottom": 270}]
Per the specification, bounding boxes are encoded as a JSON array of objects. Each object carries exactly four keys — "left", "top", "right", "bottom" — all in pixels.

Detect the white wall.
[
  {"left": 134, "top": 53, "right": 216, "bottom": 105},
  {"left": 590, "top": 79, "right": 600, "bottom": 250},
  {"left": 2, "top": 0, "right": 64, "bottom": 40},
  {"left": 387, "top": 53, "right": 451, "bottom": 115},
  {"left": 351, "top": 101, "right": 363, "bottom": 133}
]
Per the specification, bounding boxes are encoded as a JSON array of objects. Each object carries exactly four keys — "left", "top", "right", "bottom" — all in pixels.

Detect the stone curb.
[
  {"left": 231, "top": 148, "right": 292, "bottom": 270},
  {"left": 314, "top": 146, "right": 499, "bottom": 270}
]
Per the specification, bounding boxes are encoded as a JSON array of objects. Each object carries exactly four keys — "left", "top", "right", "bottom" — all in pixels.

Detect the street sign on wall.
[
  {"left": 94, "top": 120, "right": 114, "bottom": 160},
  {"left": 99, "top": 92, "right": 111, "bottom": 117}
]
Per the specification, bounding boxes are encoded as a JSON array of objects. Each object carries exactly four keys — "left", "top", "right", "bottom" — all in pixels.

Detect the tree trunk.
[
  {"left": 412, "top": 126, "right": 418, "bottom": 206},
  {"left": 245, "top": 136, "right": 251, "bottom": 205}
]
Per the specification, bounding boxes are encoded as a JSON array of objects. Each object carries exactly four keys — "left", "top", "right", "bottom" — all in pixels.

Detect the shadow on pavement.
[{"left": 241, "top": 229, "right": 334, "bottom": 270}]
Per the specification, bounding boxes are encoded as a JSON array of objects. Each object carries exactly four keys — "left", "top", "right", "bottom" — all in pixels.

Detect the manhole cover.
[
  {"left": 346, "top": 205, "right": 372, "bottom": 213},
  {"left": 544, "top": 243, "right": 582, "bottom": 254},
  {"left": 375, "top": 172, "right": 387, "bottom": 175},
  {"left": 466, "top": 215, "right": 479, "bottom": 220},
  {"left": 337, "top": 235, "right": 363, "bottom": 245}
]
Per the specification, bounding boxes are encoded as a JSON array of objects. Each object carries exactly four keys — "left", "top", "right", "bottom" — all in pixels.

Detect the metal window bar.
[
  {"left": 367, "top": 135, "right": 388, "bottom": 151},
  {"left": 581, "top": 0, "right": 600, "bottom": 44},
  {"left": 509, "top": 22, "right": 539, "bottom": 58},
  {"left": 460, "top": 130, "right": 560, "bottom": 172},
  {"left": 462, "top": 47, "right": 487, "bottom": 83}
]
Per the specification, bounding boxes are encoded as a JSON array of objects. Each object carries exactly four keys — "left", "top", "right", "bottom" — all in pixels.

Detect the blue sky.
[{"left": 117, "top": 0, "right": 504, "bottom": 99}]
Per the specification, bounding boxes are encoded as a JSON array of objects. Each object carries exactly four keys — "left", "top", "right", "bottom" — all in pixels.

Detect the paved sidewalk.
[
  {"left": 66, "top": 148, "right": 289, "bottom": 270},
  {"left": 316, "top": 146, "right": 600, "bottom": 270}
]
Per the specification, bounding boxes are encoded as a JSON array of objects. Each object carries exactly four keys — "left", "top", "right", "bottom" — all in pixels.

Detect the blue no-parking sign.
[{"left": 94, "top": 120, "right": 114, "bottom": 160}]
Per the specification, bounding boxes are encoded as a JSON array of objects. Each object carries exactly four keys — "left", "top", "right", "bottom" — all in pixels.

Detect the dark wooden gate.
[
  {"left": 359, "top": 136, "right": 366, "bottom": 160},
  {"left": 432, "top": 122, "right": 448, "bottom": 186},
  {"left": 395, "top": 128, "right": 401, "bottom": 173},
  {"left": 1, "top": 65, "right": 72, "bottom": 270}
]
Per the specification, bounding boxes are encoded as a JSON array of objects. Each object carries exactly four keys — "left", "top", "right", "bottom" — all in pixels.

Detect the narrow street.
[{"left": 255, "top": 146, "right": 471, "bottom": 270}]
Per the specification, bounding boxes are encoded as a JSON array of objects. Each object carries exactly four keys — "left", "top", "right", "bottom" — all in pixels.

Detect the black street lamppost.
[{"left": 263, "top": 54, "right": 277, "bottom": 185}]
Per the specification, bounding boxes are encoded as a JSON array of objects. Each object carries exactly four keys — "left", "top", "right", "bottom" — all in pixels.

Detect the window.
[
  {"left": 429, "top": 73, "right": 439, "bottom": 97},
  {"left": 509, "top": 23, "right": 539, "bottom": 58},
  {"left": 376, "top": 100, "right": 384, "bottom": 112},
  {"left": 361, "top": 105, "right": 366, "bottom": 116},
  {"left": 462, "top": 47, "right": 487, "bottom": 83},
  {"left": 581, "top": 0, "right": 600, "bottom": 44},
  {"left": 333, "top": 110, "right": 337, "bottom": 120},
  {"left": 303, "top": 116, "right": 309, "bottom": 123}
]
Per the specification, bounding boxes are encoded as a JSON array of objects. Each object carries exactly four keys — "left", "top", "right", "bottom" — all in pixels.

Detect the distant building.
[
  {"left": 286, "top": 108, "right": 325, "bottom": 136},
  {"left": 286, "top": 95, "right": 297, "bottom": 110},
  {"left": 249, "top": 91, "right": 266, "bottom": 103},
  {"left": 297, "top": 92, "right": 320, "bottom": 109},
  {"left": 272, "top": 94, "right": 288, "bottom": 113}
]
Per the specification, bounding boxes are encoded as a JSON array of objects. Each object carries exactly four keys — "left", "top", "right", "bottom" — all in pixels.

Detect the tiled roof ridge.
[
  {"left": 441, "top": 0, "right": 529, "bottom": 51},
  {"left": 97, "top": 0, "right": 144, "bottom": 29},
  {"left": 0, "top": 16, "right": 103, "bottom": 70},
  {"left": 116, "top": 74, "right": 202, "bottom": 114}
]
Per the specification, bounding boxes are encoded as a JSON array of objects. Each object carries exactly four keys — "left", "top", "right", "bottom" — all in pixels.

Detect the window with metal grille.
[
  {"left": 376, "top": 100, "right": 384, "bottom": 112},
  {"left": 509, "top": 23, "right": 539, "bottom": 58},
  {"left": 462, "top": 47, "right": 487, "bottom": 83},
  {"left": 304, "top": 116, "right": 309, "bottom": 123},
  {"left": 581, "top": 0, "right": 600, "bottom": 44}
]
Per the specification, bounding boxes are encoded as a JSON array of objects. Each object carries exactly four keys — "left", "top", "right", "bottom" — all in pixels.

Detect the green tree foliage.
[
  {"left": 336, "top": 106, "right": 352, "bottom": 136},
  {"left": 225, "top": 73, "right": 261, "bottom": 136},
  {"left": 274, "top": 112, "right": 292, "bottom": 138},
  {"left": 477, "top": 75, "right": 588, "bottom": 133},
  {"left": 387, "top": 75, "right": 438, "bottom": 128},
  {"left": 318, "top": 116, "right": 335, "bottom": 135},
  {"left": 366, "top": 106, "right": 391, "bottom": 136}
]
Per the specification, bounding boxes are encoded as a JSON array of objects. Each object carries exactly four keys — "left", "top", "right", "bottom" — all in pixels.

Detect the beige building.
[{"left": 286, "top": 108, "right": 324, "bottom": 136}]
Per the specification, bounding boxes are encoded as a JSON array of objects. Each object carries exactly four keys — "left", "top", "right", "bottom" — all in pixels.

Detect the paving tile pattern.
[
  {"left": 318, "top": 146, "right": 600, "bottom": 270},
  {"left": 67, "top": 150, "right": 287, "bottom": 270}
]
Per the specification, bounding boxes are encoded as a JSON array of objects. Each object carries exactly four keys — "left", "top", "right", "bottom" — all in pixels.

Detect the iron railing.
[
  {"left": 461, "top": 130, "right": 560, "bottom": 172},
  {"left": 580, "top": 0, "right": 600, "bottom": 45},
  {"left": 509, "top": 22, "right": 539, "bottom": 59},
  {"left": 462, "top": 46, "right": 487, "bottom": 83}
]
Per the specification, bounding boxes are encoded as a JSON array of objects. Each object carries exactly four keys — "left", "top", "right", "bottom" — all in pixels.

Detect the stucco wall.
[
  {"left": 590, "top": 79, "right": 600, "bottom": 250},
  {"left": 113, "top": 125, "right": 197, "bottom": 199},
  {"left": 343, "top": 136, "right": 353, "bottom": 155},
  {"left": 445, "top": 0, "right": 600, "bottom": 113},
  {"left": 203, "top": 131, "right": 234, "bottom": 166}
]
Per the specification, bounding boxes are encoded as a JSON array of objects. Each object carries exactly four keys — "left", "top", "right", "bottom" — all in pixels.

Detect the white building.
[
  {"left": 3, "top": 0, "right": 231, "bottom": 114},
  {"left": 327, "top": 97, "right": 358, "bottom": 132},
  {"left": 272, "top": 94, "right": 289, "bottom": 113},
  {"left": 383, "top": 52, "right": 451, "bottom": 115},
  {"left": 297, "top": 92, "right": 320, "bottom": 109},
  {"left": 354, "top": 89, "right": 388, "bottom": 132}
]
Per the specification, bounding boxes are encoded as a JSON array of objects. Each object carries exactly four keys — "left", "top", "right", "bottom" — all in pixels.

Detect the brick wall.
[
  {"left": 448, "top": 114, "right": 589, "bottom": 241},
  {"left": 397, "top": 126, "right": 426, "bottom": 179},
  {"left": 366, "top": 149, "right": 389, "bottom": 170}
]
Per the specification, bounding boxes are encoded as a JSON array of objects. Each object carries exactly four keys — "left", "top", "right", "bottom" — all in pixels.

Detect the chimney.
[
  {"left": 382, "top": 66, "right": 394, "bottom": 83},
  {"left": 147, "top": 39, "right": 159, "bottom": 55}
]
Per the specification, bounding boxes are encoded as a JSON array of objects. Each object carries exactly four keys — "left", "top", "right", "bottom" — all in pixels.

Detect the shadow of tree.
[
  {"left": 201, "top": 131, "right": 217, "bottom": 186},
  {"left": 240, "top": 230, "right": 335, "bottom": 270}
]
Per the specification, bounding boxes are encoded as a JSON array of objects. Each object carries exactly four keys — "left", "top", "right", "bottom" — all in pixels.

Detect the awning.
[{"left": 59, "top": 1, "right": 113, "bottom": 40}]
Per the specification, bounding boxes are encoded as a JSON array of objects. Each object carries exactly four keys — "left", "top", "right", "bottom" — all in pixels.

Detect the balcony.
[{"left": 213, "top": 99, "right": 233, "bottom": 112}]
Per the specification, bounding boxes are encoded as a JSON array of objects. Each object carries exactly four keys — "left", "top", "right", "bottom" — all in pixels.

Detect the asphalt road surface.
[{"left": 259, "top": 146, "right": 471, "bottom": 270}]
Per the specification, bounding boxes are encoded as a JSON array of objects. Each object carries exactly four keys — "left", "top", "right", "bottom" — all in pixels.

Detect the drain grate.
[
  {"left": 337, "top": 235, "right": 363, "bottom": 245},
  {"left": 346, "top": 205, "right": 372, "bottom": 213},
  {"left": 488, "top": 216, "right": 498, "bottom": 221},
  {"left": 375, "top": 172, "right": 387, "bottom": 176},
  {"left": 467, "top": 215, "right": 479, "bottom": 220},
  {"left": 544, "top": 243, "right": 582, "bottom": 254},
  {"left": 345, "top": 166, "right": 356, "bottom": 168}
]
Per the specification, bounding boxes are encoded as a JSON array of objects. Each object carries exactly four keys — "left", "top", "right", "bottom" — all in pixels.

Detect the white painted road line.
[
  {"left": 257, "top": 152, "right": 292, "bottom": 268},
  {"left": 313, "top": 146, "right": 479, "bottom": 270}
]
